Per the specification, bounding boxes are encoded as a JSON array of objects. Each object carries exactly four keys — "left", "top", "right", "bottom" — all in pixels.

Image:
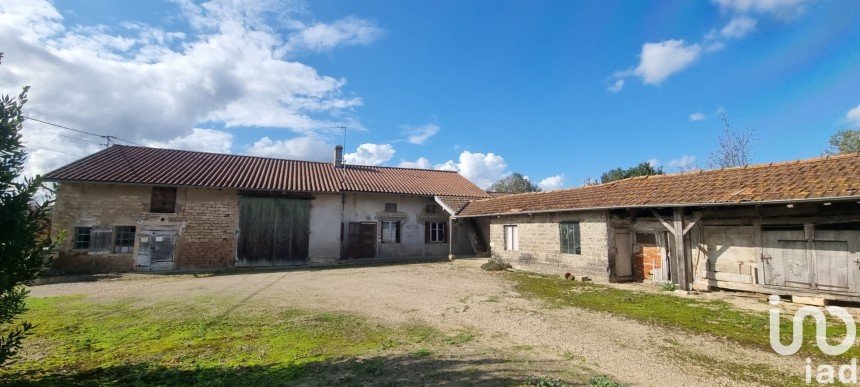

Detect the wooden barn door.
[
  {"left": 346, "top": 222, "right": 376, "bottom": 259},
  {"left": 812, "top": 229, "right": 860, "bottom": 293},
  {"left": 614, "top": 230, "right": 633, "bottom": 281},
  {"left": 761, "top": 229, "right": 811, "bottom": 289},
  {"left": 237, "top": 197, "right": 310, "bottom": 266}
]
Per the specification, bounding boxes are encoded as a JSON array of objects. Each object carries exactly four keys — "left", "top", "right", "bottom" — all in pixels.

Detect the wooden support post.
[
  {"left": 448, "top": 217, "right": 455, "bottom": 261},
  {"left": 673, "top": 207, "right": 691, "bottom": 290}
]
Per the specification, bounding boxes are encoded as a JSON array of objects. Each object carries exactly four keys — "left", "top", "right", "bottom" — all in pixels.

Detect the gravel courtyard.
[{"left": 27, "top": 259, "right": 806, "bottom": 386}]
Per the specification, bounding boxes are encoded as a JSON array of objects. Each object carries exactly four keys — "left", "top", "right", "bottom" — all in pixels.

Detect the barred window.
[
  {"left": 559, "top": 222, "right": 581, "bottom": 255},
  {"left": 114, "top": 226, "right": 136, "bottom": 253},
  {"left": 73, "top": 227, "right": 91, "bottom": 249}
]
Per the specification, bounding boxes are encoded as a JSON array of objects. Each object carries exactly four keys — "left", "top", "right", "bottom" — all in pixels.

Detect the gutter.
[{"left": 453, "top": 196, "right": 860, "bottom": 218}]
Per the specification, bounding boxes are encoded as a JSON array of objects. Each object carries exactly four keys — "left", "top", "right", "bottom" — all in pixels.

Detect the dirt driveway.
[{"left": 30, "top": 259, "right": 804, "bottom": 386}]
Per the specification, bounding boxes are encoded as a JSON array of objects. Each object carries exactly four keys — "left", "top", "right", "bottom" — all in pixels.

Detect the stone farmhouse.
[
  {"left": 45, "top": 145, "right": 490, "bottom": 273},
  {"left": 46, "top": 145, "right": 860, "bottom": 302},
  {"left": 456, "top": 153, "right": 860, "bottom": 302}
]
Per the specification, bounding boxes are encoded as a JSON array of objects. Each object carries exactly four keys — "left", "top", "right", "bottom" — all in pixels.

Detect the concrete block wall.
[{"left": 488, "top": 210, "right": 611, "bottom": 280}]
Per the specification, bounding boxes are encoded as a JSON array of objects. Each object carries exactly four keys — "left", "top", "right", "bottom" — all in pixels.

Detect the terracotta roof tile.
[
  {"left": 458, "top": 153, "right": 860, "bottom": 216},
  {"left": 44, "top": 146, "right": 490, "bottom": 198}
]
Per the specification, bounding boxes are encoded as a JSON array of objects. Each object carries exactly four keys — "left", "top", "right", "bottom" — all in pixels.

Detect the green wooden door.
[{"left": 238, "top": 197, "right": 310, "bottom": 266}]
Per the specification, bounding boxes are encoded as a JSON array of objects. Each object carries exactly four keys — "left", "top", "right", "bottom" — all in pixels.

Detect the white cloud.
[
  {"left": 285, "top": 16, "right": 384, "bottom": 52},
  {"left": 397, "top": 157, "right": 431, "bottom": 169},
  {"left": 846, "top": 104, "right": 860, "bottom": 127},
  {"left": 344, "top": 143, "right": 395, "bottom": 166},
  {"left": 146, "top": 128, "right": 233, "bottom": 153},
  {"left": 402, "top": 123, "right": 439, "bottom": 145},
  {"left": 633, "top": 40, "right": 702, "bottom": 84},
  {"left": 0, "top": 0, "right": 382, "bottom": 176},
  {"left": 607, "top": 79, "right": 624, "bottom": 93},
  {"left": 247, "top": 135, "right": 333, "bottom": 161},
  {"left": 712, "top": 0, "right": 812, "bottom": 18},
  {"left": 647, "top": 158, "right": 660, "bottom": 167},
  {"left": 718, "top": 16, "right": 758, "bottom": 39},
  {"left": 538, "top": 174, "right": 565, "bottom": 191},
  {"left": 689, "top": 112, "right": 707, "bottom": 121},
  {"left": 667, "top": 155, "right": 697, "bottom": 170},
  {"left": 435, "top": 151, "right": 508, "bottom": 189}
]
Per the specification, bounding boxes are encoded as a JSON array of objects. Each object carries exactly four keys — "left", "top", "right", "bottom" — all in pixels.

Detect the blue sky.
[{"left": 2, "top": 0, "right": 859, "bottom": 189}]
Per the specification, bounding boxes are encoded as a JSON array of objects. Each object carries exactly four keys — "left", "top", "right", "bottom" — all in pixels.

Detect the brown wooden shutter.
[
  {"left": 441, "top": 222, "right": 448, "bottom": 243},
  {"left": 396, "top": 221, "right": 401, "bottom": 243},
  {"left": 424, "top": 222, "right": 431, "bottom": 243}
]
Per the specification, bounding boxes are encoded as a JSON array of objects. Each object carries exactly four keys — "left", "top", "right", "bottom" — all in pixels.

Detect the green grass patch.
[
  {"left": 507, "top": 272, "right": 860, "bottom": 362},
  {"left": 0, "top": 295, "right": 446, "bottom": 385}
]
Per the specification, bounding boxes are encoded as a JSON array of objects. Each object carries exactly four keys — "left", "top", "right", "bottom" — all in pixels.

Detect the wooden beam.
[
  {"left": 682, "top": 211, "right": 705, "bottom": 235},
  {"left": 673, "top": 207, "right": 691, "bottom": 290},
  {"left": 649, "top": 209, "right": 675, "bottom": 234}
]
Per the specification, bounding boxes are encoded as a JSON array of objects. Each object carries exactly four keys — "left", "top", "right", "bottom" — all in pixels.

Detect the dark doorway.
[
  {"left": 346, "top": 222, "right": 376, "bottom": 259},
  {"left": 237, "top": 197, "right": 310, "bottom": 266}
]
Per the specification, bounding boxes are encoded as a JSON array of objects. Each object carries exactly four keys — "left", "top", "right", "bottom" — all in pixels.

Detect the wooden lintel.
[{"left": 649, "top": 208, "right": 675, "bottom": 234}]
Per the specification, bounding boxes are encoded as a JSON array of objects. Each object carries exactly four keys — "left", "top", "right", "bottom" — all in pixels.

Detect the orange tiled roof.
[
  {"left": 44, "top": 146, "right": 490, "bottom": 198},
  {"left": 458, "top": 153, "right": 860, "bottom": 216}
]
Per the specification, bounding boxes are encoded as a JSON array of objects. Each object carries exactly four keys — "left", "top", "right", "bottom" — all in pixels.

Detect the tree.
[
  {"left": 488, "top": 173, "right": 541, "bottom": 193},
  {"left": 705, "top": 114, "right": 755, "bottom": 169},
  {"left": 600, "top": 162, "right": 664, "bottom": 184},
  {"left": 826, "top": 129, "right": 860, "bottom": 155},
  {"left": 0, "top": 54, "right": 53, "bottom": 365}
]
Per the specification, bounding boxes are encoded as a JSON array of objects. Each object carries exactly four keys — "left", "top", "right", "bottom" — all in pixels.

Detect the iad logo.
[
  {"left": 768, "top": 294, "right": 859, "bottom": 384},
  {"left": 768, "top": 294, "right": 855, "bottom": 356}
]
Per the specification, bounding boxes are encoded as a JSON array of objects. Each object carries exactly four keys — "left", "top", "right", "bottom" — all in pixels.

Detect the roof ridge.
[
  {"left": 463, "top": 152, "right": 860, "bottom": 203},
  {"left": 112, "top": 145, "right": 460, "bottom": 173}
]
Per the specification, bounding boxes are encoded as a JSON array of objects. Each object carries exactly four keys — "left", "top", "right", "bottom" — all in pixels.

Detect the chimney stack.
[{"left": 333, "top": 145, "right": 344, "bottom": 168}]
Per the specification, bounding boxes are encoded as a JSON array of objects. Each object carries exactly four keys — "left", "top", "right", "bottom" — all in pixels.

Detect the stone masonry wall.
[
  {"left": 51, "top": 183, "right": 238, "bottom": 273},
  {"left": 488, "top": 210, "right": 610, "bottom": 280},
  {"left": 174, "top": 188, "right": 238, "bottom": 269}
]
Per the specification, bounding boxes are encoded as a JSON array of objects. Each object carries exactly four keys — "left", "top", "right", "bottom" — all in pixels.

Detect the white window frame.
[{"left": 504, "top": 225, "right": 518, "bottom": 251}]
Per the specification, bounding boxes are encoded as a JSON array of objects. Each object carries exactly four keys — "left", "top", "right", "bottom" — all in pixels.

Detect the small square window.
[
  {"left": 426, "top": 204, "right": 437, "bottom": 213},
  {"left": 150, "top": 187, "right": 177, "bottom": 213},
  {"left": 384, "top": 203, "right": 397, "bottom": 212},
  {"left": 114, "top": 226, "right": 136, "bottom": 253},
  {"left": 73, "top": 227, "right": 91, "bottom": 249}
]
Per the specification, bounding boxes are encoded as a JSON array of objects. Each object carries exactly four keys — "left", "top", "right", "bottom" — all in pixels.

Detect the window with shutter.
[
  {"left": 381, "top": 221, "right": 400, "bottom": 244},
  {"left": 150, "top": 187, "right": 177, "bottom": 213},
  {"left": 384, "top": 203, "right": 397, "bottom": 212}
]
